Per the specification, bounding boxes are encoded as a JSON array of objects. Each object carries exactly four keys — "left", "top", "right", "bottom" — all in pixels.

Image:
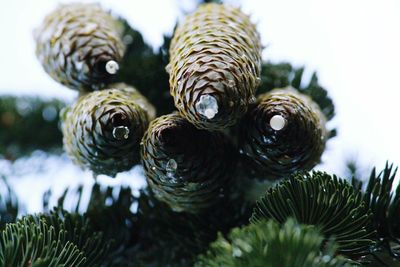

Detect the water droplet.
[
  {"left": 270, "top": 115, "right": 286, "bottom": 131},
  {"left": 42, "top": 106, "right": 57, "bottom": 122},
  {"left": 16, "top": 99, "right": 32, "bottom": 116},
  {"left": 112, "top": 126, "right": 129, "bottom": 140},
  {"left": 321, "top": 255, "right": 331, "bottom": 263},
  {"left": 195, "top": 95, "right": 218, "bottom": 119},
  {"left": 227, "top": 79, "right": 235, "bottom": 88},
  {"left": 166, "top": 159, "right": 178, "bottom": 178},
  {"left": 232, "top": 247, "right": 243, "bottom": 257},
  {"left": 151, "top": 166, "right": 156, "bottom": 170},
  {"left": 123, "top": 34, "right": 133, "bottom": 45},
  {"left": 105, "top": 60, "right": 119, "bottom": 74},
  {"left": 75, "top": 60, "right": 84, "bottom": 71}
]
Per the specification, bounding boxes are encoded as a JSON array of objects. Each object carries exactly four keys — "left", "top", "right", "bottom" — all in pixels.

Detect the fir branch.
[
  {"left": 0, "top": 216, "right": 85, "bottom": 267},
  {"left": 130, "top": 188, "right": 251, "bottom": 266},
  {"left": 37, "top": 208, "right": 111, "bottom": 266},
  {"left": 0, "top": 96, "right": 64, "bottom": 160},
  {"left": 251, "top": 171, "right": 375, "bottom": 260},
  {"left": 258, "top": 62, "right": 293, "bottom": 92},
  {"left": 0, "top": 208, "right": 110, "bottom": 267},
  {"left": 52, "top": 178, "right": 256, "bottom": 267},
  {"left": 55, "top": 184, "right": 136, "bottom": 266},
  {"left": 352, "top": 162, "right": 400, "bottom": 260},
  {"left": 196, "top": 218, "right": 354, "bottom": 267},
  {"left": 0, "top": 176, "right": 18, "bottom": 229}
]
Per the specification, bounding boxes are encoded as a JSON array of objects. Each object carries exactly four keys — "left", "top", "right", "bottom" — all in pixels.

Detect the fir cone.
[
  {"left": 238, "top": 87, "right": 328, "bottom": 179},
  {"left": 34, "top": 3, "right": 125, "bottom": 91},
  {"left": 62, "top": 83, "right": 155, "bottom": 177},
  {"left": 168, "top": 3, "right": 262, "bottom": 130},
  {"left": 141, "top": 113, "right": 236, "bottom": 213}
]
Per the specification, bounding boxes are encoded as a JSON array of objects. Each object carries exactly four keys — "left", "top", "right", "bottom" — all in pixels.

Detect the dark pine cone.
[
  {"left": 141, "top": 113, "right": 237, "bottom": 213},
  {"left": 239, "top": 87, "right": 328, "bottom": 180},
  {"left": 34, "top": 3, "right": 125, "bottom": 92},
  {"left": 62, "top": 83, "right": 155, "bottom": 177},
  {"left": 168, "top": 3, "right": 262, "bottom": 130}
]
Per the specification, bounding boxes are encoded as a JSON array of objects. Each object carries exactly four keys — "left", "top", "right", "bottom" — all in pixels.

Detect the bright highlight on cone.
[{"left": 270, "top": 115, "right": 286, "bottom": 131}]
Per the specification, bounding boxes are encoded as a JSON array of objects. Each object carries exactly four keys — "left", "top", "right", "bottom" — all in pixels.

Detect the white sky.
[{"left": 0, "top": 0, "right": 400, "bottom": 211}]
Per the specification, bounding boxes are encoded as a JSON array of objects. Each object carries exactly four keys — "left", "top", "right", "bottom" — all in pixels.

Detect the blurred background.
[{"left": 0, "top": 0, "right": 399, "bottom": 213}]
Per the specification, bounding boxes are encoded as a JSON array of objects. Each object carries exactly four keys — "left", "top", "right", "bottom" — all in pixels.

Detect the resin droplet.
[
  {"left": 112, "top": 126, "right": 130, "bottom": 140},
  {"left": 105, "top": 60, "right": 119, "bottom": 74},
  {"left": 166, "top": 159, "right": 178, "bottom": 178},
  {"left": 270, "top": 115, "right": 286, "bottom": 131},
  {"left": 195, "top": 94, "right": 218, "bottom": 119}
]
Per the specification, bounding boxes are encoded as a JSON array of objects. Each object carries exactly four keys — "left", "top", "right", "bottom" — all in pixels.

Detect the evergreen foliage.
[
  {"left": 251, "top": 171, "right": 375, "bottom": 259},
  {"left": 0, "top": 96, "right": 64, "bottom": 160},
  {"left": 0, "top": 177, "right": 18, "bottom": 230},
  {"left": 53, "top": 180, "right": 254, "bottom": 266},
  {"left": 54, "top": 184, "right": 136, "bottom": 266},
  {"left": 196, "top": 219, "right": 354, "bottom": 267},
  {"left": 352, "top": 163, "right": 400, "bottom": 259},
  {"left": 0, "top": 1, "right": 398, "bottom": 266},
  {"left": 0, "top": 208, "right": 108, "bottom": 267}
]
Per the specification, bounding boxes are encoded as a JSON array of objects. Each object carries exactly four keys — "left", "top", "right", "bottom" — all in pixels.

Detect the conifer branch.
[
  {"left": 0, "top": 176, "right": 18, "bottom": 229},
  {"left": 352, "top": 162, "right": 400, "bottom": 262},
  {"left": 196, "top": 218, "right": 355, "bottom": 267},
  {"left": 251, "top": 171, "right": 375, "bottom": 261},
  {"left": 0, "top": 209, "right": 108, "bottom": 267}
]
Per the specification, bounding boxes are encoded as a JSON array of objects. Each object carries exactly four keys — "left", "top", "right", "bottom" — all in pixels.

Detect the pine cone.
[
  {"left": 34, "top": 3, "right": 125, "bottom": 92},
  {"left": 141, "top": 113, "right": 236, "bottom": 213},
  {"left": 238, "top": 87, "right": 328, "bottom": 179},
  {"left": 168, "top": 3, "right": 262, "bottom": 130},
  {"left": 62, "top": 83, "right": 155, "bottom": 177}
]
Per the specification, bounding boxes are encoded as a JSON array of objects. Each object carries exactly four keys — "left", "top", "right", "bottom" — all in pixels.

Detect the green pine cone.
[
  {"left": 34, "top": 3, "right": 125, "bottom": 91},
  {"left": 239, "top": 87, "right": 328, "bottom": 179},
  {"left": 141, "top": 113, "right": 236, "bottom": 213},
  {"left": 62, "top": 83, "right": 155, "bottom": 177},
  {"left": 168, "top": 3, "right": 262, "bottom": 130}
]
